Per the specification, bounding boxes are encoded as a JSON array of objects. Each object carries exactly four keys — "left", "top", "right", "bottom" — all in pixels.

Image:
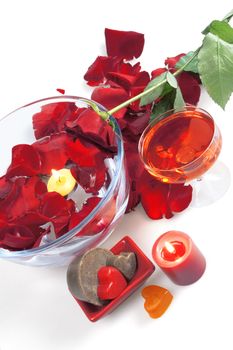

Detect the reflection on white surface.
[{"left": 191, "top": 161, "right": 231, "bottom": 207}]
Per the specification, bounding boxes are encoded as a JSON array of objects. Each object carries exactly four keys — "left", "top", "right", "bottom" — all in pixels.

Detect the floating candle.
[
  {"left": 152, "top": 231, "right": 206, "bottom": 285},
  {"left": 47, "top": 168, "right": 76, "bottom": 196}
]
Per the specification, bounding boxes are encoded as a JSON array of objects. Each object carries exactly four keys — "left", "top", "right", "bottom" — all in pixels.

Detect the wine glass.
[{"left": 138, "top": 105, "right": 230, "bottom": 206}]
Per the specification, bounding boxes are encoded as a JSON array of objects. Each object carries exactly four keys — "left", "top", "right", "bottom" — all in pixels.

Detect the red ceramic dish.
[{"left": 69, "top": 235, "right": 155, "bottom": 322}]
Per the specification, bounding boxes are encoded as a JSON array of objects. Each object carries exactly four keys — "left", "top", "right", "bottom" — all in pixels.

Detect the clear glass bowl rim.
[
  {"left": 0, "top": 95, "right": 124, "bottom": 257},
  {"left": 138, "top": 105, "right": 220, "bottom": 174}
]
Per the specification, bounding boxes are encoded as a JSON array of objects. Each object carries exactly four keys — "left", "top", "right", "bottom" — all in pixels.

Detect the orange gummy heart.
[{"left": 141, "top": 285, "right": 173, "bottom": 318}]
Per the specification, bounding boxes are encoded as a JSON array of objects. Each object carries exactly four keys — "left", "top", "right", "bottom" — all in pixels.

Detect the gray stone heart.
[
  {"left": 67, "top": 249, "right": 137, "bottom": 306},
  {"left": 107, "top": 252, "right": 137, "bottom": 280},
  {"left": 67, "top": 248, "right": 114, "bottom": 306}
]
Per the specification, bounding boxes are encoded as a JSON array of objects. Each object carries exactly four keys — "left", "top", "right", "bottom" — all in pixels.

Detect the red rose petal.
[
  {"left": 119, "top": 61, "right": 141, "bottom": 75},
  {"left": 66, "top": 108, "right": 117, "bottom": 151},
  {"left": 177, "top": 72, "right": 201, "bottom": 105},
  {"left": 69, "top": 196, "right": 116, "bottom": 237},
  {"left": 40, "top": 192, "right": 75, "bottom": 237},
  {"left": 121, "top": 110, "right": 150, "bottom": 138},
  {"left": 32, "top": 102, "right": 78, "bottom": 139},
  {"left": 169, "top": 184, "right": 193, "bottom": 213},
  {"left": 105, "top": 28, "right": 144, "bottom": 60},
  {"left": 0, "top": 177, "right": 43, "bottom": 220},
  {"left": 84, "top": 56, "right": 122, "bottom": 86},
  {"left": 124, "top": 139, "right": 144, "bottom": 212},
  {"left": 106, "top": 72, "right": 137, "bottom": 90},
  {"left": 0, "top": 176, "right": 13, "bottom": 199},
  {"left": 139, "top": 171, "right": 193, "bottom": 219},
  {"left": 40, "top": 192, "right": 75, "bottom": 217},
  {"left": 91, "top": 87, "right": 129, "bottom": 119},
  {"left": 71, "top": 165, "right": 106, "bottom": 194},
  {"left": 66, "top": 138, "right": 103, "bottom": 168},
  {"left": 15, "top": 212, "right": 49, "bottom": 231},
  {"left": 140, "top": 181, "right": 172, "bottom": 219},
  {"left": 134, "top": 71, "right": 150, "bottom": 87},
  {"left": 32, "top": 234, "right": 45, "bottom": 248},
  {"left": 32, "top": 132, "right": 69, "bottom": 175},
  {"left": 126, "top": 178, "right": 141, "bottom": 213},
  {"left": 56, "top": 88, "right": 65, "bottom": 94},
  {"left": 129, "top": 86, "right": 152, "bottom": 111},
  {"left": 69, "top": 197, "right": 102, "bottom": 234},
  {"left": 0, "top": 224, "right": 35, "bottom": 250},
  {"left": 165, "top": 53, "right": 185, "bottom": 68},
  {"left": 106, "top": 71, "right": 150, "bottom": 94},
  {"left": 151, "top": 68, "right": 167, "bottom": 79},
  {"left": 6, "top": 144, "right": 41, "bottom": 178}
]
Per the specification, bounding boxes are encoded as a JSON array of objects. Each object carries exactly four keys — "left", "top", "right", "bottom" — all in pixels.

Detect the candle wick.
[{"left": 58, "top": 175, "right": 66, "bottom": 185}]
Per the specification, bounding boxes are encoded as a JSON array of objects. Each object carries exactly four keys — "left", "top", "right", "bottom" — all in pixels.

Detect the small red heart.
[{"left": 97, "top": 266, "right": 127, "bottom": 300}]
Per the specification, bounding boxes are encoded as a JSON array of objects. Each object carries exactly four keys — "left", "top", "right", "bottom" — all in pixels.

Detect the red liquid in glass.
[{"left": 141, "top": 110, "right": 221, "bottom": 183}]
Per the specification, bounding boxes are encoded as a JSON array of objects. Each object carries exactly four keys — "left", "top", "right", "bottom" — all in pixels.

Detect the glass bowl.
[{"left": 0, "top": 96, "right": 129, "bottom": 267}]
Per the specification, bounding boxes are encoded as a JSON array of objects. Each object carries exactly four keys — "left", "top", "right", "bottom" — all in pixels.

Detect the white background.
[{"left": 0, "top": 1, "right": 233, "bottom": 349}]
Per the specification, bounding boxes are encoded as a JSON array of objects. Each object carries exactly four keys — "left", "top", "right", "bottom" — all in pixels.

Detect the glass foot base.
[{"left": 190, "top": 161, "right": 231, "bottom": 207}]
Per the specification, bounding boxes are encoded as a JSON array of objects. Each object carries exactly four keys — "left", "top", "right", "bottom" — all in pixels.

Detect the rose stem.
[{"left": 107, "top": 49, "right": 199, "bottom": 116}]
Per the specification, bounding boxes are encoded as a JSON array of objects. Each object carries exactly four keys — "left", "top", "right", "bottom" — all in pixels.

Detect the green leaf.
[
  {"left": 202, "top": 10, "right": 233, "bottom": 36},
  {"left": 198, "top": 33, "right": 233, "bottom": 109},
  {"left": 203, "top": 20, "right": 233, "bottom": 44},
  {"left": 160, "top": 82, "right": 173, "bottom": 98},
  {"left": 166, "top": 71, "right": 178, "bottom": 88},
  {"left": 223, "top": 9, "right": 233, "bottom": 23},
  {"left": 140, "top": 72, "right": 167, "bottom": 106},
  {"left": 174, "top": 87, "right": 185, "bottom": 110},
  {"left": 175, "top": 51, "right": 199, "bottom": 73},
  {"left": 202, "top": 24, "right": 211, "bottom": 35},
  {"left": 150, "top": 92, "right": 175, "bottom": 122}
]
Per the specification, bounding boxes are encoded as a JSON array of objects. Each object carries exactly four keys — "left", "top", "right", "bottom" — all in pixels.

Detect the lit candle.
[
  {"left": 152, "top": 231, "right": 206, "bottom": 285},
  {"left": 47, "top": 169, "right": 76, "bottom": 196}
]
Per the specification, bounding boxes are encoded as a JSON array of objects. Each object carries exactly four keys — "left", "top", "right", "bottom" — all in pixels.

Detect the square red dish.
[{"left": 69, "top": 235, "right": 155, "bottom": 322}]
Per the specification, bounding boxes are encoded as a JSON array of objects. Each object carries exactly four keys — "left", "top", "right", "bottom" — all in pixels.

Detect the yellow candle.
[{"left": 47, "top": 169, "right": 76, "bottom": 196}]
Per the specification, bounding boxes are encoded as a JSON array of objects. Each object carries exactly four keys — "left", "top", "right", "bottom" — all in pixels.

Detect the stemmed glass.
[{"left": 138, "top": 105, "right": 230, "bottom": 206}]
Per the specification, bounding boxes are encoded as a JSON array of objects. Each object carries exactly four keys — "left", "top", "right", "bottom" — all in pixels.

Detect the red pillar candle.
[{"left": 152, "top": 231, "right": 206, "bottom": 285}]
